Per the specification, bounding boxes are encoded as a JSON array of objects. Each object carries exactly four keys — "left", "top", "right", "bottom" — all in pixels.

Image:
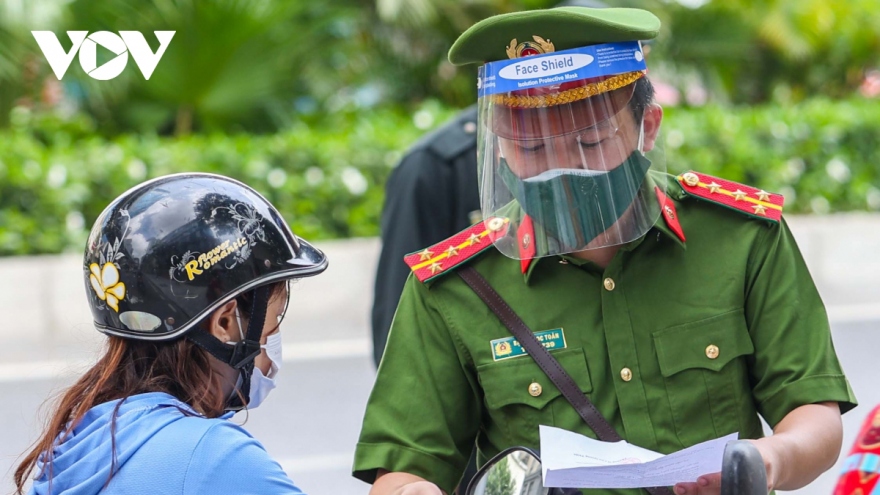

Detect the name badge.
[{"left": 490, "top": 328, "right": 567, "bottom": 362}]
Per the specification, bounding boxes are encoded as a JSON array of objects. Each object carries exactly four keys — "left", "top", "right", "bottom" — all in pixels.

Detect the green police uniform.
[
  {"left": 353, "top": 7, "right": 856, "bottom": 495},
  {"left": 353, "top": 172, "right": 857, "bottom": 494}
]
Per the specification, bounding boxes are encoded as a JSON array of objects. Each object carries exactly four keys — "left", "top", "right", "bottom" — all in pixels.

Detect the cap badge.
[{"left": 506, "top": 35, "right": 555, "bottom": 59}]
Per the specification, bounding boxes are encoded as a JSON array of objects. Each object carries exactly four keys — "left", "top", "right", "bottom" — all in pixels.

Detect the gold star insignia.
[
  {"left": 755, "top": 190, "right": 771, "bottom": 201},
  {"left": 445, "top": 245, "right": 460, "bottom": 257},
  {"left": 732, "top": 189, "right": 747, "bottom": 201},
  {"left": 467, "top": 233, "right": 482, "bottom": 245},
  {"left": 428, "top": 262, "right": 443, "bottom": 274},
  {"left": 707, "top": 182, "right": 722, "bottom": 194},
  {"left": 752, "top": 204, "right": 767, "bottom": 216},
  {"left": 418, "top": 249, "right": 433, "bottom": 261}
]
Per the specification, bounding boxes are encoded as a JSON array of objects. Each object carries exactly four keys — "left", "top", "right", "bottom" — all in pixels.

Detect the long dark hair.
[{"left": 14, "top": 282, "right": 286, "bottom": 493}]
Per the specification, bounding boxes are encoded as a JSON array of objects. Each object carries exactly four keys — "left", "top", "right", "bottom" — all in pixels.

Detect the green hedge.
[
  {"left": 1, "top": 98, "right": 879, "bottom": 256},
  {"left": 664, "top": 98, "right": 880, "bottom": 214},
  {"left": 0, "top": 102, "right": 457, "bottom": 256}
]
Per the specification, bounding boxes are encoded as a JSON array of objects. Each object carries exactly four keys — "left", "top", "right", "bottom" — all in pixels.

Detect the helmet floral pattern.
[
  {"left": 88, "top": 210, "right": 130, "bottom": 312},
  {"left": 89, "top": 262, "right": 126, "bottom": 312}
]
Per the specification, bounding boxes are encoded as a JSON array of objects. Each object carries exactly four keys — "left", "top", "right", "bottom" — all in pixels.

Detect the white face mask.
[{"left": 230, "top": 309, "right": 284, "bottom": 409}]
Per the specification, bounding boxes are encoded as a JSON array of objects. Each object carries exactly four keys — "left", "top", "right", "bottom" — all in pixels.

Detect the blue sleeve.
[{"left": 183, "top": 421, "right": 305, "bottom": 494}]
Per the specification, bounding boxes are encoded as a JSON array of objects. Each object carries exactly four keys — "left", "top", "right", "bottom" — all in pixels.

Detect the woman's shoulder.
[
  {"left": 175, "top": 418, "right": 305, "bottom": 493},
  {"left": 113, "top": 396, "right": 304, "bottom": 493}
]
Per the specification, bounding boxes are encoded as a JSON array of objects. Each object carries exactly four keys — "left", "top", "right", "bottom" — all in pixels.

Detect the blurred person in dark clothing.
[{"left": 370, "top": 106, "right": 480, "bottom": 367}]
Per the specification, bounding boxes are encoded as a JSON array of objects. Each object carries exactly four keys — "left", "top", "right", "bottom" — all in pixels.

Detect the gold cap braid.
[{"left": 490, "top": 70, "right": 645, "bottom": 108}]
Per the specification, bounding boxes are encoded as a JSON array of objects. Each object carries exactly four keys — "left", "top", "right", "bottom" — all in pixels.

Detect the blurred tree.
[
  {"left": 60, "top": 0, "right": 369, "bottom": 135},
  {"left": 653, "top": 0, "right": 880, "bottom": 104},
  {"left": 1, "top": 0, "right": 878, "bottom": 133},
  {"left": 0, "top": 0, "right": 66, "bottom": 126}
]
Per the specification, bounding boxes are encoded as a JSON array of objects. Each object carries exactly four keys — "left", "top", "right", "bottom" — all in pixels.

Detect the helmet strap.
[{"left": 186, "top": 285, "right": 272, "bottom": 411}]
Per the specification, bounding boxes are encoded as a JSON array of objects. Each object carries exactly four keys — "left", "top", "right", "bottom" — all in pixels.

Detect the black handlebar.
[{"left": 721, "top": 440, "right": 768, "bottom": 495}]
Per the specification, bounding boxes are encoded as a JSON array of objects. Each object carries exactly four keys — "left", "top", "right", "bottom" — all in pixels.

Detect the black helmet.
[
  {"left": 85, "top": 172, "right": 327, "bottom": 339},
  {"left": 84, "top": 173, "right": 328, "bottom": 409}
]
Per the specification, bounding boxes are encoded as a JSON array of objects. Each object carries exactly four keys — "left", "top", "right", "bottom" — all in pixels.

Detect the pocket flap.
[
  {"left": 477, "top": 348, "right": 592, "bottom": 410},
  {"left": 653, "top": 310, "right": 754, "bottom": 377}
]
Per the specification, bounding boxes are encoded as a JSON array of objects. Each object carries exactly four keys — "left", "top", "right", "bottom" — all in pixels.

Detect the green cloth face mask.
[{"left": 498, "top": 151, "right": 652, "bottom": 250}]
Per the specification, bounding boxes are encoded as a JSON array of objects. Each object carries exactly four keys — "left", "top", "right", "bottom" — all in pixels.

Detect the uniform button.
[
  {"left": 620, "top": 368, "right": 633, "bottom": 382},
  {"left": 528, "top": 382, "right": 543, "bottom": 397},
  {"left": 463, "top": 121, "right": 477, "bottom": 134},
  {"left": 487, "top": 217, "right": 506, "bottom": 232},
  {"left": 603, "top": 278, "right": 615, "bottom": 291},
  {"left": 706, "top": 345, "right": 720, "bottom": 360},
  {"left": 682, "top": 172, "right": 700, "bottom": 187}
]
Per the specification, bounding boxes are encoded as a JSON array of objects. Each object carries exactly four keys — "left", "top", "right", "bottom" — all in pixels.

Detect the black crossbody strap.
[{"left": 458, "top": 266, "right": 674, "bottom": 495}]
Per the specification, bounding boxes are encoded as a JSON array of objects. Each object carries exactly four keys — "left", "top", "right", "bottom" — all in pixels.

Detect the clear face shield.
[{"left": 476, "top": 42, "right": 665, "bottom": 259}]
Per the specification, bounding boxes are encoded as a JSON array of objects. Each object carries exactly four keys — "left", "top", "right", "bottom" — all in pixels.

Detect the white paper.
[{"left": 540, "top": 425, "right": 738, "bottom": 489}]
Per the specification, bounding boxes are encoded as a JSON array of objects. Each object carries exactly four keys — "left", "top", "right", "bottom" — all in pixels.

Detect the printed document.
[{"left": 540, "top": 425, "right": 738, "bottom": 488}]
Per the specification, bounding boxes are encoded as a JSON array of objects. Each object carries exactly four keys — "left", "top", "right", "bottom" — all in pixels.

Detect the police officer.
[{"left": 354, "top": 6, "right": 856, "bottom": 495}]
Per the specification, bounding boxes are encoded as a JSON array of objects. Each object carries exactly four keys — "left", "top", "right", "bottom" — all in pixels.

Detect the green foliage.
[
  {"left": 1, "top": 97, "right": 879, "bottom": 257},
  {"left": 0, "top": 102, "right": 457, "bottom": 256},
  {"left": 59, "top": 0, "right": 368, "bottom": 135},
  {"left": 663, "top": 97, "right": 880, "bottom": 214},
  {"left": 649, "top": 0, "right": 880, "bottom": 104},
  {"left": 2, "top": 0, "right": 877, "bottom": 135},
  {"left": 0, "top": 0, "right": 67, "bottom": 127}
]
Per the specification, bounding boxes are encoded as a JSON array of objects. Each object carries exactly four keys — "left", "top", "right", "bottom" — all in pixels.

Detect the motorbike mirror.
[{"left": 467, "top": 447, "right": 545, "bottom": 495}]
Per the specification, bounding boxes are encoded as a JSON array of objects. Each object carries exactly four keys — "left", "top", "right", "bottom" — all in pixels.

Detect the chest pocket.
[
  {"left": 653, "top": 309, "right": 757, "bottom": 446},
  {"left": 477, "top": 348, "right": 592, "bottom": 447}
]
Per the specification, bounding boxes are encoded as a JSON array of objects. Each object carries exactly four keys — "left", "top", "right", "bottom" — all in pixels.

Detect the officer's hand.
[{"left": 673, "top": 472, "right": 721, "bottom": 495}]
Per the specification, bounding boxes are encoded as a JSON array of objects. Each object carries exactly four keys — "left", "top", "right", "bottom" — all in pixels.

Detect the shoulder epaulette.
[
  {"left": 404, "top": 217, "right": 509, "bottom": 283},
  {"left": 676, "top": 171, "right": 784, "bottom": 222}
]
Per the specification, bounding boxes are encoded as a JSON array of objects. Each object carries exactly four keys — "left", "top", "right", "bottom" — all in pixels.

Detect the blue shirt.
[{"left": 31, "top": 392, "right": 304, "bottom": 494}]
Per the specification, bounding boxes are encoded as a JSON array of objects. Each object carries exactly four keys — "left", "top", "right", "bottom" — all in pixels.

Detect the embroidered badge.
[
  {"left": 506, "top": 35, "right": 555, "bottom": 59},
  {"left": 490, "top": 328, "right": 567, "bottom": 361}
]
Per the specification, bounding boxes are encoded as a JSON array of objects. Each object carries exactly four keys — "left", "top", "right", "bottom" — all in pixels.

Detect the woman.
[{"left": 14, "top": 173, "right": 328, "bottom": 494}]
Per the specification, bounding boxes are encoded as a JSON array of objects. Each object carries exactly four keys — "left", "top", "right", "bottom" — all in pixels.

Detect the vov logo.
[{"left": 31, "top": 31, "right": 175, "bottom": 81}]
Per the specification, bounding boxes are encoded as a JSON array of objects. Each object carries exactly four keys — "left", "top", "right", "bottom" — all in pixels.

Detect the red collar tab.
[
  {"left": 655, "top": 186, "right": 686, "bottom": 243},
  {"left": 677, "top": 171, "right": 784, "bottom": 222},
  {"left": 404, "top": 217, "right": 509, "bottom": 283},
  {"left": 517, "top": 215, "right": 537, "bottom": 274}
]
